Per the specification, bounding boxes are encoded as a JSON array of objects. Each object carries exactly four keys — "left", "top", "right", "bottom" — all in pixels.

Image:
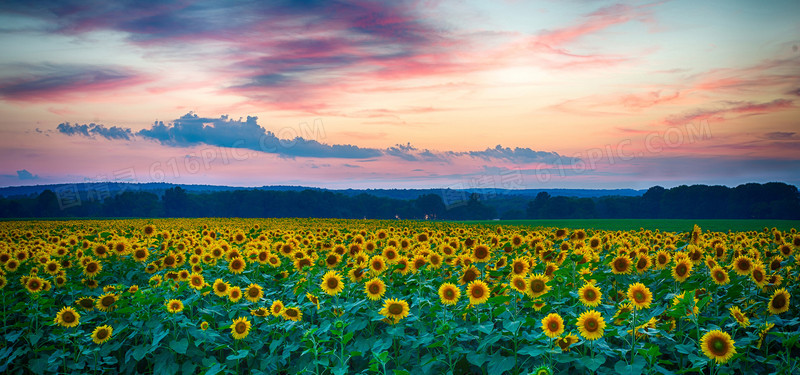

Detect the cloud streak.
[
  {"left": 0, "top": 64, "right": 146, "bottom": 102},
  {"left": 55, "top": 112, "right": 577, "bottom": 165}
]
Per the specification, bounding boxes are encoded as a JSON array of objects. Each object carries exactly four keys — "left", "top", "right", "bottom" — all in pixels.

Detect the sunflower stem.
[{"left": 631, "top": 307, "right": 637, "bottom": 365}]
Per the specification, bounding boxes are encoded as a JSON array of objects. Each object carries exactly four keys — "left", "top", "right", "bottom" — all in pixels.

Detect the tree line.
[{"left": 0, "top": 182, "right": 797, "bottom": 220}]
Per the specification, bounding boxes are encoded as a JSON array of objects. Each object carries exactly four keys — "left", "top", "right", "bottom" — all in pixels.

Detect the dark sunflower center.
[
  {"left": 80, "top": 299, "right": 93, "bottom": 308},
  {"left": 29, "top": 280, "right": 40, "bottom": 289},
  {"left": 531, "top": 280, "right": 545, "bottom": 293},
  {"left": 737, "top": 260, "right": 750, "bottom": 270},
  {"left": 171, "top": 303, "right": 180, "bottom": 310},
  {"left": 372, "top": 261, "right": 382, "bottom": 270},
  {"left": 475, "top": 247, "right": 488, "bottom": 259},
  {"left": 444, "top": 289, "right": 455, "bottom": 299},
  {"left": 327, "top": 256, "right": 337, "bottom": 265},
  {"left": 327, "top": 278, "right": 339, "bottom": 289},
  {"left": 753, "top": 270, "right": 763, "bottom": 281},
  {"left": 86, "top": 264, "right": 97, "bottom": 272},
  {"left": 548, "top": 321, "right": 559, "bottom": 331},
  {"left": 235, "top": 322, "right": 247, "bottom": 334},
  {"left": 62, "top": 312, "right": 76, "bottom": 323},
  {"left": 369, "top": 284, "right": 381, "bottom": 294},
  {"left": 637, "top": 259, "right": 647, "bottom": 269},
  {"left": 248, "top": 288, "right": 259, "bottom": 297},
  {"left": 192, "top": 278, "right": 202, "bottom": 286},
  {"left": 472, "top": 287, "right": 484, "bottom": 298},
  {"left": 415, "top": 259, "right": 425, "bottom": 268},
  {"left": 97, "top": 329, "right": 109, "bottom": 339},
  {"left": 614, "top": 259, "right": 627, "bottom": 271},
  {"left": 514, "top": 263, "right": 524, "bottom": 273},
  {"left": 711, "top": 338, "right": 726, "bottom": 354},
  {"left": 586, "top": 319, "right": 598, "bottom": 331},
  {"left": 772, "top": 294, "right": 786, "bottom": 309},
  {"left": 635, "top": 291, "right": 645, "bottom": 302},
  {"left": 585, "top": 290, "right": 596, "bottom": 300},
  {"left": 101, "top": 296, "right": 115, "bottom": 306},
  {"left": 388, "top": 303, "right": 403, "bottom": 315},
  {"left": 286, "top": 309, "right": 297, "bottom": 317},
  {"left": 676, "top": 264, "right": 687, "bottom": 275},
  {"left": 515, "top": 280, "right": 526, "bottom": 289}
]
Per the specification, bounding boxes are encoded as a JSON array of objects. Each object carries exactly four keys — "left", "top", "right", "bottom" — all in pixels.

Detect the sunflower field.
[{"left": 0, "top": 219, "right": 798, "bottom": 374}]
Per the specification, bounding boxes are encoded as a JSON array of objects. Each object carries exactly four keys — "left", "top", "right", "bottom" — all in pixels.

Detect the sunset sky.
[{"left": 1, "top": 0, "right": 798, "bottom": 189}]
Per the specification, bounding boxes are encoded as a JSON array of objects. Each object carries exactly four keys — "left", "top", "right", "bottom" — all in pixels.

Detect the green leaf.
[
  {"left": 170, "top": 338, "right": 188, "bottom": 354},
  {"left": 152, "top": 329, "right": 170, "bottom": 348},
  {"left": 487, "top": 295, "right": 511, "bottom": 305},
  {"left": 342, "top": 331, "right": 354, "bottom": 346},
  {"left": 466, "top": 352, "right": 486, "bottom": 367},
  {"left": 29, "top": 329, "right": 43, "bottom": 345},
  {"left": 487, "top": 353, "right": 515, "bottom": 374},
  {"left": 675, "top": 343, "right": 694, "bottom": 355},
  {"left": 582, "top": 355, "right": 606, "bottom": 372},
  {"left": 518, "top": 345, "right": 545, "bottom": 357},
  {"left": 132, "top": 345, "right": 148, "bottom": 361},
  {"left": 226, "top": 349, "right": 249, "bottom": 361},
  {"left": 205, "top": 363, "right": 225, "bottom": 375}
]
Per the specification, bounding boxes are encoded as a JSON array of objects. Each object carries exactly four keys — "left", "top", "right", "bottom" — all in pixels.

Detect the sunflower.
[
  {"left": 700, "top": 330, "right": 736, "bottom": 364},
  {"left": 95, "top": 292, "right": 118, "bottom": 312},
  {"left": 228, "top": 257, "right": 246, "bottom": 274},
  {"left": 132, "top": 247, "right": 149, "bottom": 262},
  {"left": 382, "top": 247, "right": 399, "bottom": 263},
  {"left": 577, "top": 310, "right": 606, "bottom": 341},
  {"left": 25, "top": 276, "right": 45, "bottom": 293},
  {"left": 411, "top": 255, "right": 427, "bottom": 273},
  {"left": 306, "top": 293, "right": 320, "bottom": 310},
  {"left": 510, "top": 275, "right": 528, "bottom": 294},
  {"left": 282, "top": 307, "right": 302, "bottom": 321},
  {"left": 91, "top": 325, "right": 113, "bottom": 344},
  {"left": 510, "top": 257, "right": 529, "bottom": 276},
  {"left": 578, "top": 282, "right": 602, "bottom": 307},
  {"left": 369, "top": 256, "right": 387, "bottom": 275},
  {"left": 627, "top": 283, "right": 652, "bottom": 309},
  {"left": 541, "top": 313, "right": 564, "bottom": 338},
  {"left": 767, "top": 288, "right": 790, "bottom": 315},
  {"left": 363, "top": 277, "right": 386, "bottom": 301},
  {"left": 471, "top": 245, "right": 492, "bottom": 263},
  {"left": 555, "top": 333, "right": 579, "bottom": 352},
  {"left": 348, "top": 267, "right": 367, "bottom": 282},
  {"left": 438, "top": 283, "right": 461, "bottom": 305},
  {"left": 143, "top": 224, "right": 156, "bottom": 237},
  {"left": 635, "top": 254, "right": 651, "bottom": 273},
  {"left": 251, "top": 307, "right": 269, "bottom": 317},
  {"left": 654, "top": 250, "right": 671, "bottom": 269},
  {"left": 0, "top": 275, "right": 6, "bottom": 290},
  {"left": 213, "top": 279, "right": 230, "bottom": 297},
  {"left": 54, "top": 306, "right": 80, "bottom": 328},
  {"left": 732, "top": 256, "right": 753, "bottom": 276},
  {"left": 270, "top": 300, "right": 285, "bottom": 317},
  {"left": 671, "top": 259, "right": 692, "bottom": 282},
  {"left": 608, "top": 255, "right": 631, "bottom": 275},
  {"left": 4, "top": 259, "right": 19, "bottom": 272},
  {"left": 200, "top": 321, "right": 209, "bottom": 330},
  {"left": 532, "top": 300, "right": 546, "bottom": 311},
  {"left": 379, "top": 298, "right": 410, "bottom": 324},
  {"left": 44, "top": 260, "right": 60, "bottom": 275},
  {"left": 526, "top": 273, "right": 551, "bottom": 298},
  {"left": 533, "top": 365, "right": 553, "bottom": 375},
  {"left": 729, "top": 306, "right": 750, "bottom": 328},
  {"left": 467, "top": 280, "right": 490, "bottom": 305},
  {"left": 321, "top": 270, "right": 344, "bottom": 296},
  {"left": 710, "top": 266, "right": 730, "bottom": 285},
  {"left": 93, "top": 244, "right": 109, "bottom": 258},
  {"left": 229, "top": 286, "right": 242, "bottom": 303},
  {"left": 83, "top": 261, "right": 102, "bottom": 278},
  {"left": 245, "top": 283, "right": 264, "bottom": 303},
  {"left": 750, "top": 263, "right": 767, "bottom": 288},
  {"left": 165, "top": 299, "right": 184, "bottom": 314},
  {"left": 230, "top": 317, "right": 252, "bottom": 340},
  {"left": 189, "top": 273, "right": 205, "bottom": 290},
  {"left": 459, "top": 266, "right": 481, "bottom": 285}
]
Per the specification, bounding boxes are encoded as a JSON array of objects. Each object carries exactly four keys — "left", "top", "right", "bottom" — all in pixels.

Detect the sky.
[{"left": 0, "top": 0, "right": 798, "bottom": 190}]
